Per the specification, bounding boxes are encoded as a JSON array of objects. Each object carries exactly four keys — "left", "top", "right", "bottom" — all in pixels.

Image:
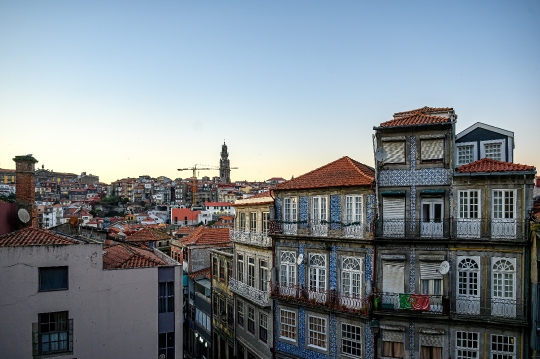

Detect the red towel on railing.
[{"left": 411, "top": 294, "right": 430, "bottom": 310}]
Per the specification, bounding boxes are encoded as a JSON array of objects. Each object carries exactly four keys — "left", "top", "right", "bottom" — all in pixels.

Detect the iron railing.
[
  {"left": 374, "top": 219, "right": 526, "bottom": 241},
  {"left": 271, "top": 283, "right": 371, "bottom": 316},
  {"left": 230, "top": 230, "right": 272, "bottom": 247},
  {"left": 229, "top": 278, "right": 270, "bottom": 307},
  {"left": 373, "top": 292, "right": 448, "bottom": 314},
  {"left": 269, "top": 220, "right": 370, "bottom": 239},
  {"left": 451, "top": 296, "right": 526, "bottom": 320}
]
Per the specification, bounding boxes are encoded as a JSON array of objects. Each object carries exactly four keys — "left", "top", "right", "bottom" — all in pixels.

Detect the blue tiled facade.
[
  {"left": 298, "top": 243, "right": 306, "bottom": 286},
  {"left": 366, "top": 194, "right": 376, "bottom": 232},
  {"left": 299, "top": 196, "right": 309, "bottom": 229},
  {"left": 329, "top": 247, "right": 338, "bottom": 290},
  {"left": 329, "top": 195, "right": 341, "bottom": 230}
]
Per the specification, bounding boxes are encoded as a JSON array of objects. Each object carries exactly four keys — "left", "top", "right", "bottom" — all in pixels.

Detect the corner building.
[{"left": 270, "top": 156, "right": 377, "bottom": 359}]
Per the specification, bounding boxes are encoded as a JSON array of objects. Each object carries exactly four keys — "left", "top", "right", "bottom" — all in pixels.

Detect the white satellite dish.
[
  {"left": 438, "top": 261, "right": 450, "bottom": 275},
  {"left": 375, "top": 147, "right": 387, "bottom": 162},
  {"left": 18, "top": 208, "right": 30, "bottom": 224},
  {"left": 296, "top": 253, "right": 304, "bottom": 266}
]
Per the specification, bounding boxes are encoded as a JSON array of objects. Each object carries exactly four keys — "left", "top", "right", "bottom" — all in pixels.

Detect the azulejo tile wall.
[
  {"left": 329, "top": 247, "right": 338, "bottom": 289},
  {"left": 364, "top": 319, "right": 374, "bottom": 359},
  {"left": 409, "top": 247, "right": 416, "bottom": 292},
  {"left": 298, "top": 244, "right": 305, "bottom": 286},
  {"left": 300, "top": 196, "right": 309, "bottom": 229},
  {"left": 409, "top": 321, "right": 415, "bottom": 359},
  {"left": 275, "top": 197, "right": 282, "bottom": 220},
  {"left": 330, "top": 195, "right": 341, "bottom": 230},
  {"left": 366, "top": 194, "right": 376, "bottom": 232},
  {"left": 378, "top": 168, "right": 452, "bottom": 187}
]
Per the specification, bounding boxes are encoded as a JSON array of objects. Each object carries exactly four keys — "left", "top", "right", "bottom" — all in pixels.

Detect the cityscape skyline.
[{"left": 1, "top": 1, "right": 539, "bottom": 184}]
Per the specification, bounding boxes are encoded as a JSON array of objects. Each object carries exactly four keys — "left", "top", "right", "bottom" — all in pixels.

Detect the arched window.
[
  {"left": 309, "top": 254, "right": 326, "bottom": 292},
  {"left": 280, "top": 251, "right": 296, "bottom": 287},
  {"left": 341, "top": 257, "right": 363, "bottom": 298}
]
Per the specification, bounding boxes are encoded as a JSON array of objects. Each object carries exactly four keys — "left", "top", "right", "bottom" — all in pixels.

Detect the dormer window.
[
  {"left": 457, "top": 143, "right": 476, "bottom": 166},
  {"left": 484, "top": 143, "right": 501, "bottom": 161}
]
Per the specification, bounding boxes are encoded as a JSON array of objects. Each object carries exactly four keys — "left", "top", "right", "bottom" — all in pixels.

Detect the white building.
[{"left": 0, "top": 227, "right": 182, "bottom": 359}]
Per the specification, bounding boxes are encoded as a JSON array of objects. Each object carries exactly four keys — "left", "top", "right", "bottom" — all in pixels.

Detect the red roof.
[
  {"left": 0, "top": 227, "right": 80, "bottom": 247},
  {"left": 273, "top": 156, "right": 375, "bottom": 190},
  {"left": 188, "top": 267, "right": 211, "bottom": 279},
  {"left": 126, "top": 227, "right": 172, "bottom": 243},
  {"left": 379, "top": 106, "right": 455, "bottom": 128},
  {"left": 102, "top": 242, "right": 168, "bottom": 269},
  {"left": 456, "top": 158, "right": 535, "bottom": 173},
  {"left": 171, "top": 208, "right": 201, "bottom": 221},
  {"left": 393, "top": 106, "right": 454, "bottom": 117},
  {"left": 181, "top": 226, "right": 230, "bottom": 246}
]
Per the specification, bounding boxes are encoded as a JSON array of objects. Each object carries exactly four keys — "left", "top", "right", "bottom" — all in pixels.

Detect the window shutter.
[
  {"left": 420, "top": 262, "right": 443, "bottom": 280},
  {"left": 421, "top": 139, "right": 444, "bottom": 161},
  {"left": 421, "top": 334, "right": 442, "bottom": 347},
  {"left": 383, "top": 197, "right": 405, "bottom": 219},
  {"left": 382, "top": 261, "right": 405, "bottom": 293},
  {"left": 383, "top": 142, "right": 405, "bottom": 164},
  {"left": 382, "top": 330, "right": 404, "bottom": 342}
]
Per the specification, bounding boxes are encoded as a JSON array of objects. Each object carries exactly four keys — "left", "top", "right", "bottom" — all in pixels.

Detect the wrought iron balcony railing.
[
  {"left": 451, "top": 295, "right": 526, "bottom": 320},
  {"left": 269, "top": 220, "right": 370, "bottom": 239},
  {"left": 229, "top": 278, "right": 270, "bottom": 307},
  {"left": 373, "top": 292, "right": 448, "bottom": 315},
  {"left": 374, "top": 219, "right": 526, "bottom": 241},
  {"left": 230, "top": 230, "right": 272, "bottom": 247},
  {"left": 271, "top": 283, "right": 371, "bottom": 316}
]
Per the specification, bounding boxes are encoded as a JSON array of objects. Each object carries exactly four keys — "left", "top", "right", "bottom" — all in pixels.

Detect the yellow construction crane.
[{"left": 177, "top": 164, "right": 238, "bottom": 206}]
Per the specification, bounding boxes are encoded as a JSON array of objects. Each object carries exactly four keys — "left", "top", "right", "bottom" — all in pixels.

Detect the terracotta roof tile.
[
  {"left": 456, "top": 158, "right": 535, "bottom": 173},
  {"left": 0, "top": 227, "right": 80, "bottom": 247},
  {"left": 393, "top": 106, "right": 454, "bottom": 117},
  {"left": 273, "top": 156, "right": 374, "bottom": 191},
  {"left": 380, "top": 112, "right": 452, "bottom": 128},
  {"left": 102, "top": 242, "right": 168, "bottom": 269},
  {"left": 125, "top": 227, "right": 173, "bottom": 243},
  {"left": 188, "top": 267, "right": 211, "bottom": 279},
  {"left": 180, "top": 226, "right": 230, "bottom": 246}
]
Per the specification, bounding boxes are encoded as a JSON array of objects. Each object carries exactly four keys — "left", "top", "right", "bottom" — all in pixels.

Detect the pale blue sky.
[{"left": 1, "top": 1, "right": 539, "bottom": 183}]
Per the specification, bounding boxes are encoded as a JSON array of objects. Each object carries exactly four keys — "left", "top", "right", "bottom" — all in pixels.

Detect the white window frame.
[
  {"left": 259, "top": 258, "right": 268, "bottom": 291},
  {"left": 279, "top": 309, "right": 297, "bottom": 342},
  {"left": 247, "top": 257, "right": 255, "bottom": 287},
  {"left": 345, "top": 195, "right": 363, "bottom": 223},
  {"left": 492, "top": 190, "right": 516, "bottom": 219},
  {"left": 283, "top": 197, "right": 298, "bottom": 222},
  {"left": 238, "top": 212, "right": 246, "bottom": 231},
  {"left": 456, "top": 142, "right": 477, "bottom": 166},
  {"left": 480, "top": 139, "right": 505, "bottom": 161},
  {"left": 341, "top": 322, "right": 363, "bottom": 359},
  {"left": 309, "top": 253, "right": 327, "bottom": 292},
  {"left": 237, "top": 253, "right": 244, "bottom": 283},
  {"left": 262, "top": 212, "right": 269, "bottom": 233},
  {"left": 456, "top": 331, "right": 479, "bottom": 359},
  {"left": 492, "top": 257, "right": 516, "bottom": 300},
  {"left": 458, "top": 190, "right": 480, "bottom": 219},
  {"left": 341, "top": 257, "right": 363, "bottom": 299},
  {"left": 250, "top": 212, "right": 257, "bottom": 232},
  {"left": 491, "top": 334, "right": 516, "bottom": 359},
  {"left": 280, "top": 251, "right": 297, "bottom": 287},
  {"left": 312, "top": 196, "right": 328, "bottom": 222},
  {"left": 307, "top": 314, "right": 328, "bottom": 350}
]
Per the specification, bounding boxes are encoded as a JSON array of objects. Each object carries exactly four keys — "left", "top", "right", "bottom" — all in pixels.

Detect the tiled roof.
[
  {"left": 380, "top": 112, "right": 452, "bottom": 128},
  {"left": 102, "top": 242, "right": 168, "bottom": 269},
  {"left": 180, "top": 226, "right": 230, "bottom": 246},
  {"left": 234, "top": 191, "right": 274, "bottom": 206},
  {"left": 273, "top": 156, "right": 375, "bottom": 190},
  {"left": 393, "top": 106, "right": 454, "bottom": 117},
  {"left": 0, "top": 227, "right": 80, "bottom": 247},
  {"left": 126, "top": 227, "right": 173, "bottom": 243},
  {"left": 188, "top": 267, "right": 211, "bottom": 279},
  {"left": 456, "top": 158, "right": 535, "bottom": 173}
]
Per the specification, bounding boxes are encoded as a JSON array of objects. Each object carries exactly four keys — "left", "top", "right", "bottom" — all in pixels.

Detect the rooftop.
[
  {"left": 180, "top": 226, "right": 230, "bottom": 246},
  {"left": 125, "top": 227, "right": 173, "bottom": 243},
  {"left": 456, "top": 158, "right": 535, "bottom": 174},
  {"left": 0, "top": 227, "right": 81, "bottom": 247},
  {"left": 102, "top": 242, "right": 168, "bottom": 269},
  {"left": 378, "top": 106, "right": 455, "bottom": 128},
  {"left": 273, "top": 156, "right": 375, "bottom": 190}
]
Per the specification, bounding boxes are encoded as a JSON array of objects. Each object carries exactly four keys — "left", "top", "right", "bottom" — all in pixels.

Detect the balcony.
[
  {"left": 269, "top": 220, "right": 370, "bottom": 239},
  {"left": 271, "top": 283, "right": 371, "bottom": 316},
  {"left": 451, "top": 296, "right": 526, "bottom": 322},
  {"left": 374, "top": 219, "right": 526, "bottom": 242},
  {"left": 230, "top": 230, "right": 272, "bottom": 248},
  {"left": 373, "top": 292, "right": 448, "bottom": 315},
  {"left": 229, "top": 278, "right": 270, "bottom": 307}
]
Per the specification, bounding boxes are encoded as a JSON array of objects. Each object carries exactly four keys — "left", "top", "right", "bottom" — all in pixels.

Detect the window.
[
  {"left": 456, "top": 331, "right": 479, "bottom": 359},
  {"left": 159, "top": 282, "right": 174, "bottom": 313},
  {"left": 227, "top": 301, "right": 233, "bottom": 327},
  {"left": 238, "top": 301, "right": 244, "bottom": 326},
  {"left": 219, "top": 259, "right": 225, "bottom": 281},
  {"left": 308, "top": 315, "right": 327, "bottom": 350},
  {"left": 459, "top": 190, "right": 480, "bottom": 218},
  {"left": 195, "top": 309, "right": 211, "bottom": 331},
  {"left": 39, "top": 267, "right": 68, "bottom": 292},
  {"left": 158, "top": 332, "right": 175, "bottom": 359},
  {"left": 309, "top": 254, "right": 327, "bottom": 293},
  {"left": 382, "top": 333, "right": 404, "bottom": 359},
  {"left": 248, "top": 257, "right": 255, "bottom": 287},
  {"left": 37, "top": 311, "right": 69, "bottom": 355},
  {"left": 420, "top": 262, "right": 443, "bottom": 295},
  {"left": 493, "top": 190, "right": 515, "bottom": 219},
  {"left": 239, "top": 212, "right": 246, "bottom": 230},
  {"left": 383, "top": 141, "right": 406, "bottom": 164},
  {"left": 227, "top": 261, "right": 232, "bottom": 283},
  {"left": 213, "top": 294, "right": 218, "bottom": 316},
  {"left": 484, "top": 142, "right": 502, "bottom": 161},
  {"left": 260, "top": 313, "right": 268, "bottom": 343},
  {"left": 420, "top": 334, "right": 442, "bottom": 359},
  {"left": 259, "top": 259, "right": 268, "bottom": 291},
  {"left": 341, "top": 323, "right": 362, "bottom": 358},
  {"left": 457, "top": 256, "right": 481, "bottom": 314},
  {"left": 280, "top": 251, "right": 296, "bottom": 288},
  {"left": 248, "top": 306, "right": 255, "bottom": 334},
  {"left": 250, "top": 212, "right": 257, "bottom": 232},
  {"left": 341, "top": 257, "right": 363, "bottom": 298},
  {"left": 345, "top": 196, "right": 363, "bottom": 223},
  {"left": 219, "top": 297, "right": 226, "bottom": 322},
  {"left": 491, "top": 334, "right": 515, "bottom": 359},
  {"left": 262, "top": 212, "right": 269, "bottom": 233},
  {"left": 458, "top": 144, "right": 475, "bottom": 165},
  {"left": 492, "top": 258, "right": 516, "bottom": 316},
  {"left": 238, "top": 254, "right": 244, "bottom": 282},
  {"left": 280, "top": 309, "right": 297, "bottom": 341},
  {"left": 284, "top": 197, "right": 297, "bottom": 222},
  {"left": 382, "top": 196, "right": 405, "bottom": 236},
  {"left": 212, "top": 257, "right": 218, "bottom": 278},
  {"left": 312, "top": 196, "right": 328, "bottom": 222},
  {"left": 421, "top": 138, "right": 444, "bottom": 163}
]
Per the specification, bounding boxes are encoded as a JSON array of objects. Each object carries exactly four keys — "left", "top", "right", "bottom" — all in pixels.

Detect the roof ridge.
[{"left": 345, "top": 156, "right": 375, "bottom": 181}]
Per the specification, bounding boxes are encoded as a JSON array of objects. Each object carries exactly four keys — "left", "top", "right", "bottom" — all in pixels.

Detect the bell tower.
[{"left": 219, "top": 141, "right": 231, "bottom": 183}]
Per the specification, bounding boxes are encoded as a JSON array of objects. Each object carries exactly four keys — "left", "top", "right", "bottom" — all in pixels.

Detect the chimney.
[{"left": 13, "top": 154, "right": 38, "bottom": 228}]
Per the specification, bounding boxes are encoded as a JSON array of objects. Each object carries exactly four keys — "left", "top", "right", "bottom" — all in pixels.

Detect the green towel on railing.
[{"left": 399, "top": 294, "right": 412, "bottom": 309}]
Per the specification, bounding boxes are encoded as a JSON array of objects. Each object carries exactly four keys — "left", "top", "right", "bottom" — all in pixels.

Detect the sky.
[{"left": 1, "top": 1, "right": 539, "bottom": 184}]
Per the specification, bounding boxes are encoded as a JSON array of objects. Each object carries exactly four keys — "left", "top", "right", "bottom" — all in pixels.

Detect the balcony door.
[
  {"left": 382, "top": 197, "right": 405, "bottom": 237},
  {"left": 456, "top": 257, "right": 480, "bottom": 315},
  {"left": 341, "top": 257, "right": 363, "bottom": 309},
  {"left": 308, "top": 253, "right": 327, "bottom": 303},
  {"left": 492, "top": 190, "right": 516, "bottom": 239},
  {"left": 421, "top": 199, "right": 443, "bottom": 237},
  {"left": 381, "top": 261, "right": 404, "bottom": 309},
  {"left": 283, "top": 197, "right": 298, "bottom": 235},
  {"left": 311, "top": 197, "right": 328, "bottom": 237},
  {"left": 491, "top": 258, "right": 516, "bottom": 318},
  {"left": 457, "top": 190, "right": 480, "bottom": 238},
  {"left": 279, "top": 251, "right": 297, "bottom": 297}
]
